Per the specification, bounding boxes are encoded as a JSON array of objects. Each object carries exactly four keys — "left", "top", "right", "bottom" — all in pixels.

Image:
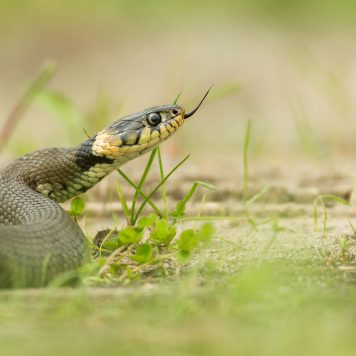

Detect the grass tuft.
[
  {"left": 313, "top": 194, "right": 351, "bottom": 238},
  {"left": 69, "top": 147, "right": 216, "bottom": 285}
]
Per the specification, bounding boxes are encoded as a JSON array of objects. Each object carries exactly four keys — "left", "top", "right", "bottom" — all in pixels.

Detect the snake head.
[
  {"left": 92, "top": 105, "right": 186, "bottom": 161},
  {"left": 91, "top": 88, "right": 211, "bottom": 161}
]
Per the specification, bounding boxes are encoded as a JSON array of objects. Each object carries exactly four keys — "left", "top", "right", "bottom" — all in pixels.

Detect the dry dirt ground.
[
  {"left": 1, "top": 156, "right": 355, "bottom": 356},
  {"left": 78, "top": 155, "right": 356, "bottom": 275}
]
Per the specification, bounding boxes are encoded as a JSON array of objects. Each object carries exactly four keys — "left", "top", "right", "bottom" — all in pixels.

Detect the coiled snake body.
[{"left": 0, "top": 96, "right": 208, "bottom": 288}]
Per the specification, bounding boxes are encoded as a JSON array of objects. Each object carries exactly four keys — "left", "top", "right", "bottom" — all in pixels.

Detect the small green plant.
[
  {"left": 94, "top": 213, "right": 215, "bottom": 282},
  {"left": 241, "top": 118, "right": 271, "bottom": 228},
  {"left": 69, "top": 146, "right": 216, "bottom": 285},
  {"left": 67, "top": 196, "right": 86, "bottom": 223},
  {"left": 313, "top": 194, "right": 351, "bottom": 238}
]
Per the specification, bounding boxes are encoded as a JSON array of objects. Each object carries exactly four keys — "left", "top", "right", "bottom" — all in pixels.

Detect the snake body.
[{"left": 0, "top": 104, "right": 187, "bottom": 287}]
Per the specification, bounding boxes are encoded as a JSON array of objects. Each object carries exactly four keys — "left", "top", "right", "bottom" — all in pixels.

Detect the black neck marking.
[{"left": 75, "top": 136, "right": 114, "bottom": 171}]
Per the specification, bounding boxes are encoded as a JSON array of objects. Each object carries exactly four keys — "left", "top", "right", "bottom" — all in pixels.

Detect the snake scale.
[{"left": 0, "top": 91, "right": 209, "bottom": 288}]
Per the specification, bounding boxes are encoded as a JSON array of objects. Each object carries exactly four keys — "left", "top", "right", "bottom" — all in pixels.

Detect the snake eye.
[
  {"left": 171, "top": 109, "right": 178, "bottom": 116},
  {"left": 147, "top": 112, "right": 162, "bottom": 126}
]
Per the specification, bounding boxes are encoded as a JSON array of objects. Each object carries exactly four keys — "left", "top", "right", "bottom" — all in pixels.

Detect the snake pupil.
[{"left": 147, "top": 112, "right": 161, "bottom": 126}]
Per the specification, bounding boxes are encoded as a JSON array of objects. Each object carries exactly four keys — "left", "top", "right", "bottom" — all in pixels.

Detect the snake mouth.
[{"left": 184, "top": 87, "right": 212, "bottom": 119}]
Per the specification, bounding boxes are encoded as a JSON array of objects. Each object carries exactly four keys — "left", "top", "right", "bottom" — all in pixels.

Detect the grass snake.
[{"left": 0, "top": 91, "right": 209, "bottom": 288}]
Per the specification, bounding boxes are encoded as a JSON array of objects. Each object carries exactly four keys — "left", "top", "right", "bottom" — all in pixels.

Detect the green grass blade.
[
  {"left": 157, "top": 147, "right": 168, "bottom": 219},
  {"left": 116, "top": 168, "right": 163, "bottom": 218},
  {"left": 37, "top": 90, "right": 85, "bottom": 143},
  {"left": 116, "top": 181, "right": 131, "bottom": 225},
  {"left": 245, "top": 186, "right": 270, "bottom": 207},
  {"left": 130, "top": 148, "right": 158, "bottom": 224},
  {"left": 134, "top": 154, "right": 190, "bottom": 224},
  {"left": 171, "top": 181, "right": 216, "bottom": 221},
  {"left": 315, "top": 194, "right": 351, "bottom": 206},
  {"left": 243, "top": 119, "right": 252, "bottom": 203},
  {"left": 173, "top": 92, "right": 182, "bottom": 105}
]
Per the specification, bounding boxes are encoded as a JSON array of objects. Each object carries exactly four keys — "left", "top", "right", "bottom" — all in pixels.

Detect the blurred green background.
[
  {"left": 2, "top": 0, "right": 356, "bottom": 163},
  {"left": 2, "top": 2, "right": 356, "bottom": 356}
]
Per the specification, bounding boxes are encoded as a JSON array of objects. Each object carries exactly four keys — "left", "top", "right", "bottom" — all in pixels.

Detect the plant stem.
[
  {"left": 130, "top": 148, "right": 158, "bottom": 224},
  {"left": 0, "top": 61, "right": 57, "bottom": 152},
  {"left": 243, "top": 118, "right": 252, "bottom": 203},
  {"left": 157, "top": 147, "right": 168, "bottom": 218}
]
